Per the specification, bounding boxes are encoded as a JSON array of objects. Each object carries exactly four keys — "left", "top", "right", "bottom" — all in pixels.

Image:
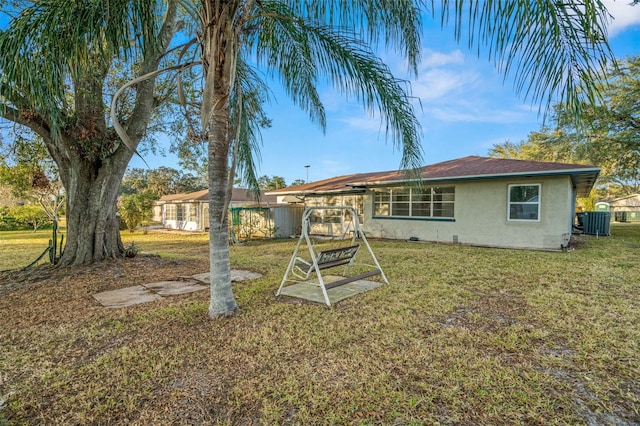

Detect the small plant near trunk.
[{"left": 124, "top": 242, "right": 140, "bottom": 258}]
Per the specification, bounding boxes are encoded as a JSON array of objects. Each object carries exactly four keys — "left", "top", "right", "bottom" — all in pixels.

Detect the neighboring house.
[
  {"left": 154, "top": 188, "right": 302, "bottom": 238},
  {"left": 267, "top": 156, "right": 601, "bottom": 250},
  {"left": 602, "top": 194, "right": 640, "bottom": 222},
  {"left": 155, "top": 188, "right": 277, "bottom": 231}
]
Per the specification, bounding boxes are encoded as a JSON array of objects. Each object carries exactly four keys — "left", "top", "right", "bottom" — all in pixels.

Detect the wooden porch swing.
[{"left": 276, "top": 206, "right": 388, "bottom": 306}]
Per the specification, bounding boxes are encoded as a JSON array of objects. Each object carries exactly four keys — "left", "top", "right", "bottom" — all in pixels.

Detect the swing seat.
[
  {"left": 277, "top": 206, "right": 388, "bottom": 306},
  {"left": 293, "top": 245, "right": 361, "bottom": 279}
]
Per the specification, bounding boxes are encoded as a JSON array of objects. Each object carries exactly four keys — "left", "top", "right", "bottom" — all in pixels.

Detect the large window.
[
  {"left": 374, "top": 186, "right": 455, "bottom": 218},
  {"left": 164, "top": 204, "right": 177, "bottom": 221},
  {"left": 508, "top": 184, "right": 540, "bottom": 221}
]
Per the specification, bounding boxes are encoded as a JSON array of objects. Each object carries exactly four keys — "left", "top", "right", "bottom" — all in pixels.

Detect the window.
[
  {"left": 176, "top": 204, "right": 185, "bottom": 221},
  {"left": 188, "top": 203, "right": 198, "bottom": 221},
  {"left": 391, "top": 189, "right": 410, "bottom": 216},
  {"left": 374, "top": 191, "right": 390, "bottom": 216},
  {"left": 164, "top": 204, "right": 176, "bottom": 221},
  {"left": 373, "top": 186, "right": 455, "bottom": 218},
  {"left": 508, "top": 184, "right": 540, "bottom": 221},
  {"left": 411, "top": 189, "right": 431, "bottom": 217},
  {"left": 433, "top": 187, "right": 455, "bottom": 217}
]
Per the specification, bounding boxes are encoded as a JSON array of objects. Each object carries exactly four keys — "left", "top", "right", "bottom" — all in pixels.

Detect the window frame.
[
  {"left": 373, "top": 186, "right": 455, "bottom": 220},
  {"left": 164, "top": 204, "right": 177, "bottom": 221},
  {"left": 507, "top": 183, "right": 541, "bottom": 222},
  {"left": 176, "top": 204, "right": 185, "bottom": 222}
]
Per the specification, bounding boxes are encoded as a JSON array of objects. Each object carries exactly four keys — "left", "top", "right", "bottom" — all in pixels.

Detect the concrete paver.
[
  {"left": 188, "top": 270, "right": 263, "bottom": 284},
  {"left": 93, "top": 285, "right": 164, "bottom": 308},
  {"left": 142, "top": 280, "right": 207, "bottom": 296},
  {"left": 93, "top": 270, "right": 262, "bottom": 308}
]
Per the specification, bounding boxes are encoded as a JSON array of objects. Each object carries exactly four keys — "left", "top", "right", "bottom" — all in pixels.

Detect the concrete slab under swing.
[{"left": 278, "top": 275, "right": 383, "bottom": 305}]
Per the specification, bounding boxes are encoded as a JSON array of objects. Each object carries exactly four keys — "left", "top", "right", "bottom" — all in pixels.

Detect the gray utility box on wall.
[{"left": 582, "top": 211, "right": 611, "bottom": 236}]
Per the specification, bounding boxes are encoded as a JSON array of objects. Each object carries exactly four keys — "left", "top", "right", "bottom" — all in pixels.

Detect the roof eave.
[
  {"left": 349, "top": 168, "right": 601, "bottom": 187},
  {"left": 265, "top": 188, "right": 366, "bottom": 196}
]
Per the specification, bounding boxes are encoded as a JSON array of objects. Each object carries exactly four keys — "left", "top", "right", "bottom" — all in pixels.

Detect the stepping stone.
[
  {"left": 142, "top": 280, "right": 207, "bottom": 296},
  {"left": 188, "top": 270, "right": 262, "bottom": 284},
  {"left": 93, "top": 285, "right": 164, "bottom": 308}
]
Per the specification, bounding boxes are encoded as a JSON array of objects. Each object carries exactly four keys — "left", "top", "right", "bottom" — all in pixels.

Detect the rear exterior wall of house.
[{"left": 362, "top": 176, "right": 574, "bottom": 250}]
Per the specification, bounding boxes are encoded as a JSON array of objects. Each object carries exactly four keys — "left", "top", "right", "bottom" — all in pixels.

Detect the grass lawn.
[
  {"left": 0, "top": 229, "right": 62, "bottom": 271},
  {"left": 0, "top": 225, "right": 638, "bottom": 424}
]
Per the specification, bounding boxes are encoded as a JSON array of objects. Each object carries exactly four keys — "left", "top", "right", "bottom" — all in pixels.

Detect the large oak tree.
[{"left": 0, "top": 0, "right": 181, "bottom": 265}]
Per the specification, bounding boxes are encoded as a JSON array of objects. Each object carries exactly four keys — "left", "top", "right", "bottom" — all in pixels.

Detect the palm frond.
[
  {"left": 253, "top": 5, "right": 423, "bottom": 171},
  {"left": 281, "top": 0, "right": 423, "bottom": 74},
  {"left": 229, "top": 58, "right": 271, "bottom": 197},
  {"left": 440, "top": 0, "right": 615, "bottom": 120}
]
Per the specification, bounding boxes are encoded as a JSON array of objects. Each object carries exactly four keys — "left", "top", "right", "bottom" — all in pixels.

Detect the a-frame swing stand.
[{"left": 276, "top": 206, "right": 388, "bottom": 306}]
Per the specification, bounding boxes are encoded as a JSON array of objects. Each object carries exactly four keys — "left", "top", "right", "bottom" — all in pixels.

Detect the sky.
[{"left": 129, "top": 1, "right": 640, "bottom": 186}]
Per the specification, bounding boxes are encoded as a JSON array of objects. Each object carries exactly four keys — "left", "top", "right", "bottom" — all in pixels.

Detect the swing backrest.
[{"left": 314, "top": 244, "right": 360, "bottom": 270}]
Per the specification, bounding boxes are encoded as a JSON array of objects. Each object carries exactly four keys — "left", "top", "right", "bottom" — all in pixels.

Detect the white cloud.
[
  {"left": 418, "top": 49, "right": 465, "bottom": 70},
  {"left": 602, "top": 0, "right": 640, "bottom": 36},
  {"left": 409, "top": 49, "right": 483, "bottom": 103},
  {"left": 411, "top": 68, "right": 479, "bottom": 101}
]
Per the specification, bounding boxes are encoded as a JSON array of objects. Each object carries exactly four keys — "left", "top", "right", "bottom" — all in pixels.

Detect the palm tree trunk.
[
  {"left": 203, "top": 0, "right": 240, "bottom": 318},
  {"left": 207, "top": 105, "right": 238, "bottom": 318}
]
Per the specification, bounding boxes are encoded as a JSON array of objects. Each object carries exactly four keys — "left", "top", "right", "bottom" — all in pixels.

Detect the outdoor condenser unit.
[{"left": 582, "top": 211, "right": 611, "bottom": 236}]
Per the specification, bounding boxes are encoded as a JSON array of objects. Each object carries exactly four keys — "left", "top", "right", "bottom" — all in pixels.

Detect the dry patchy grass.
[
  {"left": 0, "top": 225, "right": 638, "bottom": 425},
  {"left": 0, "top": 229, "right": 60, "bottom": 271}
]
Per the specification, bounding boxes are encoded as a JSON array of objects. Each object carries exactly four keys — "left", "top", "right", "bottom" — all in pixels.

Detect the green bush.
[{"left": 117, "top": 190, "right": 158, "bottom": 233}]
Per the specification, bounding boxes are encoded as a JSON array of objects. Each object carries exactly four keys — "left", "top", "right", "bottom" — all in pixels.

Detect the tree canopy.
[
  {"left": 120, "top": 167, "right": 207, "bottom": 197},
  {"left": 489, "top": 55, "right": 640, "bottom": 197},
  {"left": 0, "top": 0, "right": 182, "bottom": 265}
]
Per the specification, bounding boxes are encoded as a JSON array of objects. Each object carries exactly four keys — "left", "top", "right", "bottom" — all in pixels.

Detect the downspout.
[{"left": 569, "top": 184, "right": 577, "bottom": 246}]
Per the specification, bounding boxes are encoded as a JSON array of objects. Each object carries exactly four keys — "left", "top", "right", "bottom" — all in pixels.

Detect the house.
[
  {"left": 266, "top": 156, "right": 601, "bottom": 250},
  {"left": 602, "top": 194, "right": 640, "bottom": 222},
  {"left": 154, "top": 188, "right": 303, "bottom": 238}
]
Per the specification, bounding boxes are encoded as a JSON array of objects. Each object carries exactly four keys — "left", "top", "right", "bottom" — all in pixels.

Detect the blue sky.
[{"left": 130, "top": 1, "right": 640, "bottom": 185}]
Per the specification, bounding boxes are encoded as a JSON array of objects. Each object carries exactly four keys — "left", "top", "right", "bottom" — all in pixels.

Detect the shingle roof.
[
  {"left": 159, "top": 188, "right": 277, "bottom": 204},
  {"left": 267, "top": 156, "right": 600, "bottom": 197}
]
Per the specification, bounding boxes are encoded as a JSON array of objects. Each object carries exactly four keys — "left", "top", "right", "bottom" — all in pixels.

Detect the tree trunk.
[
  {"left": 207, "top": 112, "right": 238, "bottom": 317},
  {"left": 205, "top": 2, "right": 239, "bottom": 318},
  {"left": 56, "top": 145, "right": 131, "bottom": 267}
]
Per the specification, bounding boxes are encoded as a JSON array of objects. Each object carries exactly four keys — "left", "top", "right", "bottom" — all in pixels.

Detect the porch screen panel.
[
  {"left": 324, "top": 196, "right": 342, "bottom": 223},
  {"left": 188, "top": 203, "right": 198, "bottom": 221}
]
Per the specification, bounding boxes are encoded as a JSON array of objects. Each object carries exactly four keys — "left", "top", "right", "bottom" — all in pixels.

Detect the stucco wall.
[{"left": 362, "top": 176, "right": 574, "bottom": 250}]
